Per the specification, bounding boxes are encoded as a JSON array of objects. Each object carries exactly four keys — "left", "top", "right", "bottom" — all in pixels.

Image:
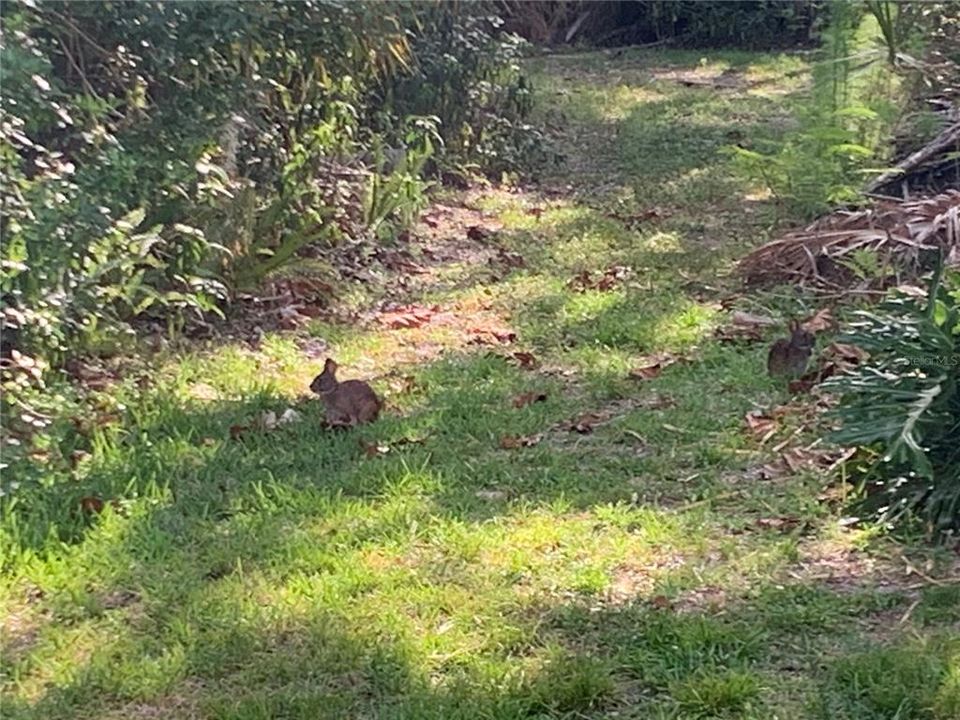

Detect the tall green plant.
[
  {"left": 826, "top": 256, "right": 960, "bottom": 534},
  {"left": 727, "top": 2, "right": 904, "bottom": 217},
  {"left": 865, "top": 0, "right": 904, "bottom": 64},
  {"left": 382, "top": 7, "right": 544, "bottom": 175}
]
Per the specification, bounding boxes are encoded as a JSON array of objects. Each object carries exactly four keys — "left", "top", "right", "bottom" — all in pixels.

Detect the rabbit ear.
[
  {"left": 323, "top": 358, "right": 338, "bottom": 373},
  {"left": 788, "top": 319, "right": 800, "bottom": 332}
]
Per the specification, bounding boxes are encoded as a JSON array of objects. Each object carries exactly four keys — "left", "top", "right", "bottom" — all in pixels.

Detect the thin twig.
[
  {"left": 898, "top": 598, "right": 921, "bottom": 625},
  {"left": 47, "top": 9, "right": 112, "bottom": 57},
  {"left": 771, "top": 426, "right": 804, "bottom": 453},
  {"left": 57, "top": 37, "right": 101, "bottom": 101}
]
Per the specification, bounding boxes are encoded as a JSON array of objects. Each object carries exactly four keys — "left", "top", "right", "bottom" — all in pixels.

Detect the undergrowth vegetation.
[
  {"left": 827, "top": 259, "right": 960, "bottom": 534},
  {"left": 3, "top": 35, "right": 958, "bottom": 719},
  {"left": 0, "top": 2, "right": 543, "bottom": 371},
  {"left": 727, "top": 2, "right": 908, "bottom": 217}
]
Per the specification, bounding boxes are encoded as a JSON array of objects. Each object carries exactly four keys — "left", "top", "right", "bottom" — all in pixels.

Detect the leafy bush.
[
  {"left": 383, "top": 9, "right": 547, "bottom": 176},
  {"left": 0, "top": 1, "right": 539, "bottom": 373},
  {"left": 727, "top": 3, "right": 905, "bottom": 217},
  {"left": 0, "top": 4, "right": 543, "bottom": 553},
  {"left": 826, "top": 257, "right": 960, "bottom": 535}
]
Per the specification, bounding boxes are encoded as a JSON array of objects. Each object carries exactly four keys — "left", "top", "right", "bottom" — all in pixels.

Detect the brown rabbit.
[
  {"left": 767, "top": 320, "right": 815, "bottom": 378},
  {"left": 310, "top": 358, "right": 382, "bottom": 426}
]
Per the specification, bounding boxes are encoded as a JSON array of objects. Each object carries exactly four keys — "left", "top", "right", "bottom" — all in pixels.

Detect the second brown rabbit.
[
  {"left": 767, "top": 319, "right": 815, "bottom": 378},
  {"left": 310, "top": 358, "right": 382, "bottom": 426}
]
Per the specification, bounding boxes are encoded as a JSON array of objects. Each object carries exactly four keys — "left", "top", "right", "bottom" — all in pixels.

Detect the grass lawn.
[{"left": 2, "top": 48, "right": 958, "bottom": 720}]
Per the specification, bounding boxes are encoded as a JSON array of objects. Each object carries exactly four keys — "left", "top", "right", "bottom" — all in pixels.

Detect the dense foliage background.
[
  {"left": 0, "top": 1, "right": 541, "bottom": 371},
  {"left": 501, "top": 0, "right": 825, "bottom": 48}
]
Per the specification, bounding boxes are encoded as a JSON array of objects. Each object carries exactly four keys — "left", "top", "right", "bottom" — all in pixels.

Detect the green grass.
[{"left": 3, "top": 48, "right": 958, "bottom": 720}]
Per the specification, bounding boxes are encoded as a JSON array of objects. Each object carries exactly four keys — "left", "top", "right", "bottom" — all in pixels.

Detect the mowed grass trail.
[{"left": 3, "top": 49, "right": 958, "bottom": 720}]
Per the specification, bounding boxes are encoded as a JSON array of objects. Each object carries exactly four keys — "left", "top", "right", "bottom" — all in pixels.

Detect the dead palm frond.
[{"left": 739, "top": 190, "right": 960, "bottom": 288}]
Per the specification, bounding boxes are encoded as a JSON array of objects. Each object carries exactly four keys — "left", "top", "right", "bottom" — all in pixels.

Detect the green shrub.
[
  {"left": 826, "top": 258, "right": 960, "bottom": 534},
  {"left": 0, "top": 1, "right": 539, "bottom": 369},
  {"left": 727, "top": 3, "right": 905, "bottom": 218},
  {"left": 384, "top": 9, "right": 548, "bottom": 176}
]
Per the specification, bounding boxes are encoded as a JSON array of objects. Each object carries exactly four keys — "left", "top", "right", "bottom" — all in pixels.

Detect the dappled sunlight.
[
  {"left": 640, "top": 230, "right": 684, "bottom": 253},
  {"left": 561, "top": 288, "right": 625, "bottom": 321},
  {"left": 649, "top": 301, "right": 717, "bottom": 349},
  {"left": 600, "top": 86, "right": 668, "bottom": 120},
  {"left": 6, "top": 38, "right": 957, "bottom": 720},
  {"left": 743, "top": 186, "right": 775, "bottom": 202}
]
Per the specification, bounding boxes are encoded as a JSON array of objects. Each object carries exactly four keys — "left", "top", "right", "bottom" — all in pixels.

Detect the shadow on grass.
[
  {"left": 10, "top": 48, "right": 950, "bottom": 720},
  {"left": 15, "top": 477, "right": 945, "bottom": 720}
]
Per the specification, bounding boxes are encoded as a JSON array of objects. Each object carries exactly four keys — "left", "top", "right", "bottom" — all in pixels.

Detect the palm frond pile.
[{"left": 739, "top": 189, "right": 960, "bottom": 288}]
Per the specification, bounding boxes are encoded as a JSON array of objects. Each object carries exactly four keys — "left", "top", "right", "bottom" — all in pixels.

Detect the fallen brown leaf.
[
  {"left": 394, "top": 435, "right": 429, "bottom": 447},
  {"left": 802, "top": 307, "right": 834, "bottom": 333},
  {"left": 511, "top": 351, "right": 538, "bottom": 369},
  {"left": 296, "top": 305, "right": 326, "bottom": 318},
  {"left": 268, "top": 276, "right": 334, "bottom": 303},
  {"left": 730, "top": 311, "right": 778, "bottom": 328},
  {"left": 568, "top": 264, "right": 631, "bottom": 293},
  {"left": 773, "top": 406, "right": 803, "bottom": 424},
  {"left": 567, "top": 269, "right": 593, "bottom": 292},
  {"left": 299, "top": 338, "right": 329, "bottom": 359},
  {"left": 639, "top": 394, "right": 677, "bottom": 410},
  {"left": 69, "top": 449, "right": 92, "bottom": 468},
  {"left": 100, "top": 589, "right": 140, "bottom": 610},
  {"left": 378, "top": 303, "right": 439, "bottom": 330},
  {"left": 787, "top": 376, "right": 819, "bottom": 394},
  {"left": 499, "top": 433, "right": 542, "bottom": 449},
  {"left": 567, "top": 412, "right": 605, "bottom": 434},
  {"left": 512, "top": 392, "right": 548, "bottom": 409},
  {"left": 787, "top": 341, "right": 869, "bottom": 394},
  {"left": 468, "top": 326, "right": 517, "bottom": 345},
  {"left": 608, "top": 208, "right": 663, "bottom": 226},
  {"left": 714, "top": 324, "right": 763, "bottom": 344},
  {"left": 387, "top": 375, "right": 420, "bottom": 395},
  {"left": 597, "top": 264, "right": 629, "bottom": 290},
  {"left": 629, "top": 352, "right": 683, "bottom": 380},
  {"left": 377, "top": 248, "right": 422, "bottom": 273},
  {"left": 467, "top": 225, "right": 492, "bottom": 242},
  {"left": 755, "top": 516, "right": 801, "bottom": 531},
  {"left": 729, "top": 459, "right": 788, "bottom": 483},
  {"left": 629, "top": 364, "right": 662, "bottom": 381},
  {"left": 822, "top": 342, "right": 870, "bottom": 367},
  {"left": 64, "top": 358, "right": 118, "bottom": 390},
  {"left": 277, "top": 305, "right": 308, "bottom": 330},
  {"left": 649, "top": 594, "right": 672, "bottom": 609},
  {"left": 492, "top": 248, "right": 526, "bottom": 268},
  {"left": 359, "top": 439, "right": 390, "bottom": 458},
  {"left": 743, "top": 410, "right": 777, "bottom": 437}
]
